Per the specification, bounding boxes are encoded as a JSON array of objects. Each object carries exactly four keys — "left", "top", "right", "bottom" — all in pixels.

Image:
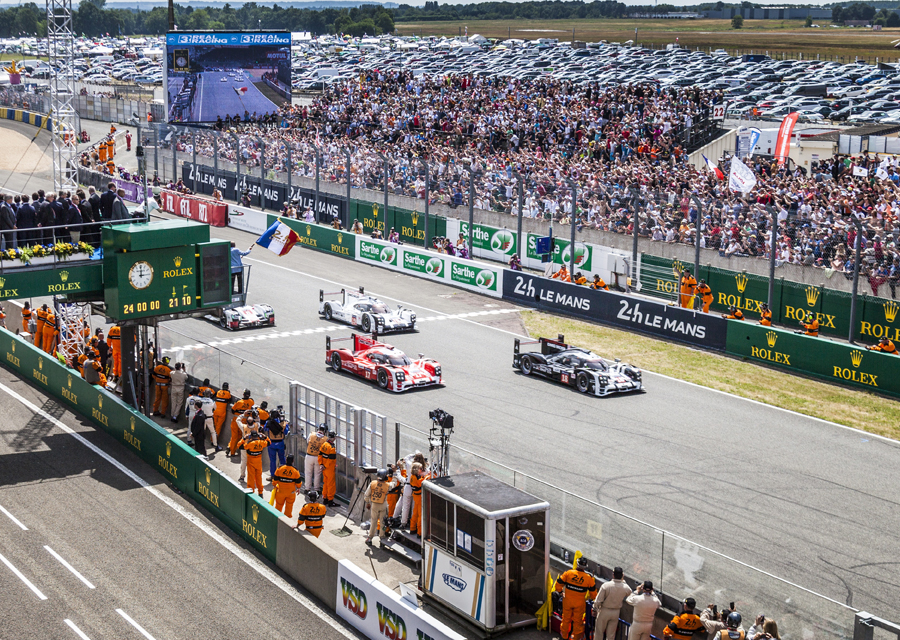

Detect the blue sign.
[
  {"left": 442, "top": 574, "right": 468, "bottom": 592},
  {"left": 535, "top": 236, "right": 553, "bottom": 255},
  {"left": 166, "top": 32, "right": 290, "bottom": 46}
]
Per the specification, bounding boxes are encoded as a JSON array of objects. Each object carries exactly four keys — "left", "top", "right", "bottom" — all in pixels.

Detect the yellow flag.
[
  {"left": 572, "top": 550, "right": 583, "bottom": 570},
  {"left": 269, "top": 490, "right": 276, "bottom": 506},
  {"left": 534, "top": 571, "right": 554, "bottom": 631}
]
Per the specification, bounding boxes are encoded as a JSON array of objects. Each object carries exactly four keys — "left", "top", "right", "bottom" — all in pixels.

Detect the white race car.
[
  {"left": 220, "top": 304, "right": 275, "bottom": 331},
  {"left": 319, "top": 288, "right": 416, "bottom": 334}
]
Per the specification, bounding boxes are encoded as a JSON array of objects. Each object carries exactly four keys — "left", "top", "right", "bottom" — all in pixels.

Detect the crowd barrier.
[
  {"left": 642, "top": 254, "right": 900, "bottom": 346},
  {"left": 725, "top": 322, "right": 900, "bottom": 397},
  {"left": 160, "top": 190, "right": 228, "bottom": 227},
  {"left": 77, "top": 167, "right": 152, "bottom": 204},
  {"left": 0, "top": 107, "right": 52, "bottom": 131}
]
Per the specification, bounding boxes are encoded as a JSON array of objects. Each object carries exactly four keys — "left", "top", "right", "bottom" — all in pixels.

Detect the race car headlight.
[
  {"left": 410, "top": 313, "right": 416, "bottom": 321},
  {"left": 395, "top": 371, "right": 405, "bottom": 381},
  {"left": 599, "top": 376, "right": 609, "bottom": 384},
  {"left": 434, "top": 366, "right": 441, "bottom": 376}
]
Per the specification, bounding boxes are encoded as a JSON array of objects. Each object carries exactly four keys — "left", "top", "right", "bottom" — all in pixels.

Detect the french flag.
[
  {"left": 256, "top": 220, "right": 300, "bottom": 257},
  {"left": 703, "top": 154, "right": 725, "bottom": 180}
]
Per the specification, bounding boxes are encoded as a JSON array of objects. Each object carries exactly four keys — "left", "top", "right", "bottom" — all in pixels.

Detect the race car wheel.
[
  {"left": 576, "top": 372, "right": 592, "bottom": 394},
  {"left": 330, "top": 352, "right": 343, "bottom": 371},
  {"left": 323, "top": 304, "right": 333, "bottom": 320},
  {"left": 362, "top": 314, "right": 372, "bottom": 333},
  {"left": 520, "top": 355, "right": 534, "bottom": 376},
  {"left": 376, "top": 368, "right": 389, "bottom": 389},
  {"left": 219, "top": 316, "right": 226, "bottom": 328}
]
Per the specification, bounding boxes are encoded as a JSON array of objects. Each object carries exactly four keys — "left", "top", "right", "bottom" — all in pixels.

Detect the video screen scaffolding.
[{"left": 165, "top": 31, "right": 291, "bottom": 124}]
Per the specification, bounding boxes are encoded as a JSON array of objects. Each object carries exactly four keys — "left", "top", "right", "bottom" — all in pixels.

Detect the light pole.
[
  {"left": 630, "top": 187, "right": 641, "bottom": 282},
  {"left": 343, "top": 147, "right": 352, "bottom": 229},
  {"left": 848, "top": 218, "right": 864, "bottom": 344},
  {"left": 314, "top": 144, "right": 321, "bottom": 222},
  {"left": 375, "top": 150, "right": 389, "bottom": 236},
  {"left": 767, "top": 204, "right": 777, "bottom": 310},
  {"left": 465, "top": 164, "right": 475, "bottom": 256},
  {"left": 566, "top": 179, "right": 578, "bottom": 277},
  {"left": 419, "top": 159, "right": 430, "bottom": 248},
  {"left": 130, "top": 116, "right": 149, "bottom": 222},
  {"left": 212, "top": 135, "right": 219, "bottom": 195},
  {"left": 231, "top": 132, "right": 242, "bottom": 204},
  {"left": 286, "top": 141, "right": 292, "bottom": 202},
  {"left": 690, "top": 194, "right": 703, "bottom": 282},
  {"left": 256, "top": 136, "right": 266, "bottom": 211},
  {"left": 168, "top": 125, "right": 177, "bottom": 184}
]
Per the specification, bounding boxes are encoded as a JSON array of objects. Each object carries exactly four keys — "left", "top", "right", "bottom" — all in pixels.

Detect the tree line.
[{"left": 0, "top": 0, "right": 395, "bottom": 38}]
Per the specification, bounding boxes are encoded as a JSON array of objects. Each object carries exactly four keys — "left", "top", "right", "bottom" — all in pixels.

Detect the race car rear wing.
[
  {"left": 326, "top": 331, "right": 384, "bottom": 353},
  {"left": 319, "top": 287, "right": 365, "bottom": 305},
  {"left": 513, "top": 334, "right": 566, "bottom": 367}
]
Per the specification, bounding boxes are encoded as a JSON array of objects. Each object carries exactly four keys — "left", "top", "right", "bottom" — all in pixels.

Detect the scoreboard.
[{"left": 103, "top": 220, "right": 230, "bottom": 321}]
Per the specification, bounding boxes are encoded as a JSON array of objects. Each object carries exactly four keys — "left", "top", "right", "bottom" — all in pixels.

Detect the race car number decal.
[{"left": 561, "top": 374, "right": 569, "bottom": 384}]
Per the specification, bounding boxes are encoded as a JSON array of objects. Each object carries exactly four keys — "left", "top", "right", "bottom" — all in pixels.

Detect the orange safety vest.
[
  {"left": 239, "top": 434, "right": 270, "bottom": 457},
  {"left": 298, "top": 502, "right": 327, "bottom": 531},
  {"left": 273, "top": 464, "right": 302, "bottom": 495}
]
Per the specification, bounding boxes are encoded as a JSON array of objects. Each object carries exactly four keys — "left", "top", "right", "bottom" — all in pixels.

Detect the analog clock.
[
  {"left": 175, "top": 56, "right": 188, "bottom": 68},
  {"left": 128, "top": 261, "right": 154, "bottom": 290}
]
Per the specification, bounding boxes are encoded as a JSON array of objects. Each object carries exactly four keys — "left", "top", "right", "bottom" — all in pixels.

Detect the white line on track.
[
  {"left": 245, "top": 255, "right": 900, "bottom": 444},
  {"left": 0, "top": 381, "right": 356, "bottom": 640},
  {"left": 116, "top": 609, "right": 157, "bottom": 640},
  {"left": 64, "top": 619, "right": 92, "bottom": 640},
  {"left": 0, "top": 504, "right": 28, "bottom": 530},
  {"left": 0, "top": 551, "right": 47, "bottom": 600},
  {"left": 44, "top": 546, "right": 95, "bottom": 589}
]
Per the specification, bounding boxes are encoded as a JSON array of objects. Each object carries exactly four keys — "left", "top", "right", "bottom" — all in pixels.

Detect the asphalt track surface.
[
  {"left": 0, "top": 367, "right": 357, "bottom": 640},
  {"left": 148, "top": 219, "right": 900, "bottom": 627},
  {"left": 192, "top": 71, "right": 280, "bottom": 123}
]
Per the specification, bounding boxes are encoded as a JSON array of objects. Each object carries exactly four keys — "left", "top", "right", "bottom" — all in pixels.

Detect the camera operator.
[{"left": 626, "top": 582, "right": 661, "bottom": 640}]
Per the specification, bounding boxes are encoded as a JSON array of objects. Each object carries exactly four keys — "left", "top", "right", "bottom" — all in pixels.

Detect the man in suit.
[
  {"left": 111, "top": 189, "right": 130, "bottom": 221},
  {"left": 99, "top": 182, "right": 117, "bottom": 221},
  {"left": 16, "top": 195, "right": 36, "bottom": 246},
  {"left": 0, "top": 194, "right": 16, "bottom": 250},
  {"left": 37, "top": 193, "right": 55, "bottom": 244}
]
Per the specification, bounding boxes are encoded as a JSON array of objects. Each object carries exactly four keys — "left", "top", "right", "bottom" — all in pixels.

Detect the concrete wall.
[{"left": 275, "top": 517, "right": 340, "bottom": 610}]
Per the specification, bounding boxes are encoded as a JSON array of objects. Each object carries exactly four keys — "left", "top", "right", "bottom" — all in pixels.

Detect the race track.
[
  {"left": 192, "top": 71, "right": 280, "bottom": 122},
  {"left": 0, "top": 367, "right": 355, "bottom": 640},
  {"left": 151, "top": 219, "right": 900, "bottom": 628}
]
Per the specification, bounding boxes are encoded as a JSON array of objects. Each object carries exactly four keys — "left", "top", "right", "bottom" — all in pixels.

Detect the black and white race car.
[
  {"left": 220, "top": 304, "right": 275, "bottom": 331},
  {"left": 513, "top": 335, "right": 643, "bottom": 397},
  {"left": 319, "top": 288, "right": 416, "bottom": 333}
]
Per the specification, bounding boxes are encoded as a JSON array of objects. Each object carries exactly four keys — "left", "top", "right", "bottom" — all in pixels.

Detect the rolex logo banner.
[{"left": 725, "top": 323, "right": 900, "bottom": 397}]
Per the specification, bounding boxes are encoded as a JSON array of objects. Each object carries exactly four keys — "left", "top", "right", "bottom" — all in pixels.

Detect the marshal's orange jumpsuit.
[
  {"left": 107, "top": 325, "right": 121, "bottom": 377},
  {"left": 238, "top": 433, "right": 270, "bottom": 496},
  {"left": 229, "top": 396, "right": 254, "bottom": 455},
  {"left": 273, "top": 463, "right": 302, "bottom": 517},
  {"left": 98, "top": 142, "right": 107, "bottom": 163},
  {"left": 386, "top": 469, "right": 405, "bottom": 518},
  {"left": 555, "top": 568, "right": 598, "bottom": 640},
  {"left": 679, "top": 273, "right": 697, "bottom": 309},
  {"left": 213, "top": 388, "right": 233, "bottom": 440},
  {"left": 695, "top": 283, "right": 713, "bottom": 313},
  {"left": 42, "top": 312, "right": 57, "bottom": 354},
  {"left": 151, "top": 363, "right": 172, "bottom": 415},
  {"left": 410, "top": 471, "right": 430, "bottom": 535},
  {"left": 663, "top": 610, "right": 706, "bottom": 640},
  {"left": 297, "top": 502, "right": 327, "bottom": 537},
  {"left": 318, "top": 439, "right": 337, "bottom": 503},
  {"left": 759, "top": 308, "right": 773, "bottom": 327},
  {"left": 21, "top": 305, "right": 32, "bottom": 334}
]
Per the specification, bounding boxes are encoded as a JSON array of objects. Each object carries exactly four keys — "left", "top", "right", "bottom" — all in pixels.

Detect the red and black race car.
[{"left": 325, "top": 333, "right": 443, "bottom": 392}]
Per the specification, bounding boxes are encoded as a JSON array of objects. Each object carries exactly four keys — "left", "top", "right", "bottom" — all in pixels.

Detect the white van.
[{"left": 310, "top": 68, "right": 341, "bottom": 80}]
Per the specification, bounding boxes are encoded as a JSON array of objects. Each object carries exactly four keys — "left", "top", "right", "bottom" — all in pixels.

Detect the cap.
[
  {"left": 685, "top": 597, "right": 696, "bottom": 609},
  {"left": 642, "top": 581, "right": 653, "bottom": 591}
]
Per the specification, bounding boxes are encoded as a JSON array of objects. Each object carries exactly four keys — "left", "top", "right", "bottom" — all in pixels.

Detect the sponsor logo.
[
  {"left": 92, "top": 397, "right": 108, "bottom": 426},
  {"left": 616, "top": 300, "right": 708, "bottom": 339},
  {"left": 560, "top": 242, "right": 589, "bottom": 267},
  {"left": 241, "top": 510, "right": 268, "bottom": 548},
  {"left": 784, "top": 306, "right": 835, "bottom": 329},
  {"left": 403, "top": 251, "right": 435, "bottom": 275},
  {"left": 833, "top": 350, "right": 878, "bottom": 387},
  {"left": 377, "top": 603, "right": 408, "bottom": 640},
  {"left": 417, "top": 631, "right": 437, "bottom": 640},
  {"left": 164, "top": 256, "right": 193, "bottom": 279},
  {"left": 671, "top": 259, "right": 686, "bottom": 278},
  {"left": 860, "top": 321, "right": 900, "bottom": 341},
  {"left": 60, "top": 271, "right": 69, "bottom": 283},
  {"left": 174, "top": 255, "right": 182, "bottom": 268},
  {"left": 490, "top": 229, "right": 515, "bottom": 254},
  {"left": 158, "top": 440, "right": 178, "bottom": 478},
  {"left": 47, "top": 270, "right": 81, "bottom": 293},
  {"left": 6, "top": 349, "right": 19, "bottom": 367},
  {"left": 735, "top": 273, "right": 748, "bottom": 294},
  {"left": 206, "top": 468, "right": 211, "bottom": 484},
  {"left": 885, "top": 300, "right": 899, "bottom": 323},
  {"left": 442, "top": 573, "right": 467, "bottom": 592},
  {"left": 450, "top": 263, "right": 498, "bottom": 290},
  {"left": 716, "top": 292, "right": 765, "bottom": 314},
  {"left": 512, "top": 529, "right": 536, "bottom": 552},
  {"left": 340, "top": 576, "right": 368, "bottom": 619},
  {"left": 197, "top": 466, "right": 219, "bottom": 507},
  {"left": 750, "top": 331, "right": 791, "bottom": 365},
  {"left": 61, "top": 374, "right": 77, "bottom": 404},
  {"left": 33, "top": 356, "right": 48, "bottom": 385},
  {"left": 805, "top": 286, "right": 820, "bottom": 307}
]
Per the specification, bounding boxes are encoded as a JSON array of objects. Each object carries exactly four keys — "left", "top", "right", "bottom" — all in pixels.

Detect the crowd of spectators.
[{"left": 169, "top": 72, "right": 900, "bottom": 297}]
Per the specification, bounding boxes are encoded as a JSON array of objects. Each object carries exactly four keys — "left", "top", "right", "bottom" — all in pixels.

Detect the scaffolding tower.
[{"left": 46, "top": 0, "right": 78, "bottom": 195}]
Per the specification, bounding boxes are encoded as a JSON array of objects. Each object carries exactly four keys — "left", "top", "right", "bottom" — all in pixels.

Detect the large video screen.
[{"left": 165, "top": 32, "right": 291, "bottom": 124}]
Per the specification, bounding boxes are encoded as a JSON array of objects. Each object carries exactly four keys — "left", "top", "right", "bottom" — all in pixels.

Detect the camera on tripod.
[{"left": 429, "top": 408, "right": 454, "bottom": 431}]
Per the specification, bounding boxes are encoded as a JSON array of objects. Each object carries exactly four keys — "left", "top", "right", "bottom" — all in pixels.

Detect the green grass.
[
  {"left": 394, "top": 18, "right": 900, "bottom": 60},
  {"left": 521, "top": 310, "right": 900, "bottom": 441}
]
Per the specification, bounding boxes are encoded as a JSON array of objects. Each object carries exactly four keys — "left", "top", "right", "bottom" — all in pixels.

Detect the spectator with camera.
[{"left": 626, "top": 581, "right": 661, "bottom": 640}]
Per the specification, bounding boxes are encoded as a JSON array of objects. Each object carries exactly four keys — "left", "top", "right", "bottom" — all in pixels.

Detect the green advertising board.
[
  {"left": 0, "top": 263, "right": 103, "bottom": 302},
  {"left": 725, "top": 322, "right": 900, "bottom": 397},
  {"left": 195, "top": 460, "right": 246, "bottom": 529},
  {"left": 448, "top": 260, "right": 499, "bottom": 292},
  {"left": 640, "top": 254, "right": 899, "bottom": 344},
  {"left": 349, "top": 201, "right": 446, "bottom": 248},
  {"left": 458, "top": 221, "right": 518, "bottom": 257},
  {"left": 403, "top": 248, "right": 444, "bottom": 277},
  {"left": 526, "top": 233, "right": 592, "bottom": 271},
  {"left": 242, "top": 493, "right": 281, "bottom": 562},
  {"left": 272, "top": 216, "right": 356, "bottom": 259},
  {"left": 358, "top": 239, "right": 399, "bottom": 266}
]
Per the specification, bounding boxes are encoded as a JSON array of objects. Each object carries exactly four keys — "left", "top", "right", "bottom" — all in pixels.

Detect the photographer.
[
  {"left": 626, "top": 581, "right": 661, "bottom": 640},
  {"left": 365, "top": 468, "right": 397, "bottom": 545}
]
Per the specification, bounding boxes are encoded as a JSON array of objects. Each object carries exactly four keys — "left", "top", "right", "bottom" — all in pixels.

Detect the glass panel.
[
  {"left": 455, "top": 506, "right": 485, "bottom": 570},
  {"left": 508, "top": 510, "right": 544, "bottom": 624}
]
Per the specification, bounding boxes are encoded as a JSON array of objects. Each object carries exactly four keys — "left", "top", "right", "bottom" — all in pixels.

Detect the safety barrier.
[
  {"left": 641, "top": 254, "right": 900, "bottom": 345},
  {"left": 160, "top": 190, "right": 228, "bottom": 227},
  {"left": 77, "top": 166, "right": 152, "bottom": 204},
  {"left": 0, "top": 107, "right": 52, "bottom": 131},
  {"left": 724, "top": 322, "right": 900, "bottom": 397}
]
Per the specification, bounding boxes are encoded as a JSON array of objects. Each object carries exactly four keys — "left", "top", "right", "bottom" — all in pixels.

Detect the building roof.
[{"left": 427, "top": 472, "right": 548, "bottom": 516}]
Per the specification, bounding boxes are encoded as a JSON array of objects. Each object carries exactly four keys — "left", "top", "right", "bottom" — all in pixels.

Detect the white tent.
[{"left": 87, "top": 45, "right": 114, "bottom": 56}]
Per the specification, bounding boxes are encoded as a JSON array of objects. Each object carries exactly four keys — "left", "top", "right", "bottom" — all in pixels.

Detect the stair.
[{"left": 381, "top": 528, "right": 423, "bottom": 569}]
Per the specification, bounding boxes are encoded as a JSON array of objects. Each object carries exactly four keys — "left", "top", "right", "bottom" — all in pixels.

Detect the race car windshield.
[
  {"left": 387, "top": 354, "right": 411, "bottom": 366},
  {"left": 579, "top": 358, "right": 608, "bottom": 371},
  {"left": 371, "top": 303, "right": 390, "bottom": 314}
]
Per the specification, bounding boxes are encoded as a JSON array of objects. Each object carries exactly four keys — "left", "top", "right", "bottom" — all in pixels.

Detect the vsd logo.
[
  {"left": 340, "top": 577, "right": 368, "bottom": 619},
  {"left": 377, "top": 603, "right": 407, "bottom": 640}
]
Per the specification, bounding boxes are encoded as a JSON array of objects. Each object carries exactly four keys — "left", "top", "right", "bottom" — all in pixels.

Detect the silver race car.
[
  {"left": 220, "top": 303, "right": 275, "bottom": 331},
  {"left": 319, "top": 288, "right": 416, "bottom": 333},
  {"left": 513, "top": 335, "right": 643, "bottom": 397}
]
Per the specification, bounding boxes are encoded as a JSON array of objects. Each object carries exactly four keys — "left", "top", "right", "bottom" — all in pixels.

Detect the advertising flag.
[
  {"left": 774, "top": 113, "right": 799, "bottom": 165},
  {"left": 729, "top": 156, "right": 758, "bottom": 194}
]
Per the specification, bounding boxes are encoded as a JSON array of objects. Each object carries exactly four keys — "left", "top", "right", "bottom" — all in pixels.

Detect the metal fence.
[{"left": 0, "top": 87, "right": 154, "bottom": 127}]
